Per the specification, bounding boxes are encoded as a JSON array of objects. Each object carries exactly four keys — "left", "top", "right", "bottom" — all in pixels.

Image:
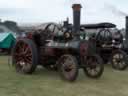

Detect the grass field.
[{"left": 0, "top": 56, "right": 128, "bottom": 96}]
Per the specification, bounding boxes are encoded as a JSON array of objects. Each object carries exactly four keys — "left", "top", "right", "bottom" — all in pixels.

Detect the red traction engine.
[{"left": 12, "top": 4, "right": 104, "bottom": 81}]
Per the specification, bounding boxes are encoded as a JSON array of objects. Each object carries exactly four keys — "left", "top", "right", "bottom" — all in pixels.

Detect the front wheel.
[
  {"left": 111, "top": 50, "right": 128, "bottom": 70},
  {"left": 83, "top": 54, "right": 104, "bottom": 78},
  {"left": 57, "top": 54, "right": 79, "bottom": 82}
]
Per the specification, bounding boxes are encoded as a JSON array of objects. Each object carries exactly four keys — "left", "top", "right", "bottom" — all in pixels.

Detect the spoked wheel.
[
  {"left": 111, "top": 50, "right": 128, "bottom": 70},
  {"left": 12, "top": 39, "right": 38, "bottom": 74},
  {"left": 83, "top": 54, "right": 104, "bottom": 78},
  {"left": 57, "top": 54, "right": 78, "bottom": 82}
]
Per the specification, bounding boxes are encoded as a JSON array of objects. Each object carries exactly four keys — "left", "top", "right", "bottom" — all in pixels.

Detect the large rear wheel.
[
  {"left": 83, "top": 54, "right": 104, "bottom": 78},
  {"left": 12, "top": 39, "right": 38, "bottom": 74},
  {"left": 57, "top": 54, "right": 79, "bottom": 82}
]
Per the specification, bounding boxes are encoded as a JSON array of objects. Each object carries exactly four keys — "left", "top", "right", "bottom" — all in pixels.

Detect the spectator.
[{"left": 113, "top": 31, "right": 123, "bottom": 43}]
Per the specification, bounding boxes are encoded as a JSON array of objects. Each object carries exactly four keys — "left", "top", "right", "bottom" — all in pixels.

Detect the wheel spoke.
[
  {"left": 24, "top": 47, "right": 29, "bottom": 54},
  {"left": 24, "top": 58, "right": 32, "bottom": 64}
]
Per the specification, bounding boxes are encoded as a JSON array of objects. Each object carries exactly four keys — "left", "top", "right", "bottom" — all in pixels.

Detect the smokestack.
[
  {"left": 72, "top": 4, "right": 82, "bottom": 39},
  {"left": 125, "top": 16, "right": 128, "bottom": 47},
  {"left": 63, "top": 18, "right": 69, "bottom": 27}
]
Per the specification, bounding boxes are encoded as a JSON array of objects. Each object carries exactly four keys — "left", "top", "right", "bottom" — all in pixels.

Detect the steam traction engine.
[
  {"left": 95, "top": 26, "right": 128, "bottom": 70},
  {"left": 81, "top": 23, "right": 128, "bottom": 70},
  {"left": 12, "top": 4, "right": 104, "bottom": 81}
]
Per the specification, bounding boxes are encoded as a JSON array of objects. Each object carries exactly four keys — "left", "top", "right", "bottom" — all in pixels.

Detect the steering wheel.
[{"left": 96, "top": 28, "right": 112, "bottom": 45}]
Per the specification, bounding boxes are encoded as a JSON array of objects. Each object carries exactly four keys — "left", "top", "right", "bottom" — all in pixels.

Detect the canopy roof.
[
  {"left": 0, "top": 32, "right": 16, "bottom": 48},
  {"left": 81, "top": 23, "right": 116, "bottom": 29}
]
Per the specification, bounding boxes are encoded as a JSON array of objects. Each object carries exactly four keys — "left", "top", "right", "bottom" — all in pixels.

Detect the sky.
[{"left": 0, "top": 0, "right": 128, "bottom": 28}]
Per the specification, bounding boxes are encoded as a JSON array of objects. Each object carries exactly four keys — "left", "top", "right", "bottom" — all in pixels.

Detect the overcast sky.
[{"left": 0, "top": 0, "right": 128, "bottom": 28}]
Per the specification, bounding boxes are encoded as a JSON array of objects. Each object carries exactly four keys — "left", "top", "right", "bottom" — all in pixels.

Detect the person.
[{"left": 113, "top": 30, "right": 123, "bottom": 43}]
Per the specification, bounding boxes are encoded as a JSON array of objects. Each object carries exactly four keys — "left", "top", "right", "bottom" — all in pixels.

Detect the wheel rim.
[
  {"left": 112, "top": 53, "right": 126, "bottom": 68},
  {"left": 86, "top": 56, "right": 101, "bottom": 76},
  {"left": 13, "top": 41, "right": 33, "bottom": 72},
  {"left": 60, "top": 56, "right": 76, "bottom": 79}
]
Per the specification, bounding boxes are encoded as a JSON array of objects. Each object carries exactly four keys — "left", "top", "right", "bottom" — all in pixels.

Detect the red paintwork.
[
  {"left": 80, "top": 42, "right": 88, "bottom": 56},
  {"left": 44, "top": 48, "right": 55, "bottom": 56}
]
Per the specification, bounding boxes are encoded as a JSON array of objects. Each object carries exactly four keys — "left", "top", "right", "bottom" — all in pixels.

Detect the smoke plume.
[{"left": 104, "top": 3, "right": 128, "bottom": 16}]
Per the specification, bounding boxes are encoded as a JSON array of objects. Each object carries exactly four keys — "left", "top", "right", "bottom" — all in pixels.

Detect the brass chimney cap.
[{"left": 72, "top": 4, "right": 82, "bottom": 11}]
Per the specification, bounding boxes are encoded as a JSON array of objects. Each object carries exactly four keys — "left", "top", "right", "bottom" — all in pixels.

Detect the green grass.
[{"left": 0, "top": 56, "right": 128, "bottom": 96}]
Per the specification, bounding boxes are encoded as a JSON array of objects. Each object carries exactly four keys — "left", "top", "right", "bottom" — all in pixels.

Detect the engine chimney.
[
  {"left": 72, "top": 4, "right": 82, "bottom": 39},
  {"left": 125, "top": 16, "right": 128, "bottom": 47}
]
